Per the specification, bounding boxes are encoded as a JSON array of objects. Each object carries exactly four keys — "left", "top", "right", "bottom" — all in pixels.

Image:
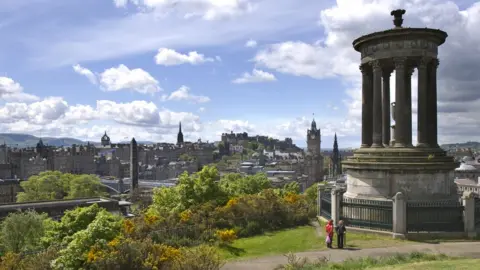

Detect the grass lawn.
[
  {"left": 298, "top": 253, "right": 457, "bottom": 270},
  {"left": 219, "top": 225, "right": 323, "bottom": 260},
  {"left": 369, "top": 258, "right": 479, "bottom": 269},
  {"left": 219, "top": 223, "right": 410, "bottom": 260}
]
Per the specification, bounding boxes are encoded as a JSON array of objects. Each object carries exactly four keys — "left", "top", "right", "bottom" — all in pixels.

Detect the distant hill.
[
  {"left": 0, "top": 133, "right": 90, "bottom": 147},
  {"left": 441, "top": 141, "right": 480, "bottom": 150},
  {"left": 0, "top": 133, "right": 160, "bottom": 147}
]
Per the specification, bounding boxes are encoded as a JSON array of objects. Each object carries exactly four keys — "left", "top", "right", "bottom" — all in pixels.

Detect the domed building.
[
  {"left": 101, "top": 131, "right": 111, "bottom": 146},
  {"left": 454, "top": 162, "right": 480, "bottom": 196}
]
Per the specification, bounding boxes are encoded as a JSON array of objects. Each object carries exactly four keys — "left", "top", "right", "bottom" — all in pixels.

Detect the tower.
[
  {"left": 177, "top": 122, "right": 184, "bottom": 146},
  {"left": 306, "top": 118, "right": 323, "bottom": 185},
  {"left": 130, "top": 137, "right": 139, "bottom": 193},
  {"left": 101, "top": 131, "right": 111, "bottom": 146},
  {"left": 331, "top": 133, "right": 341, "bottom": 178}
]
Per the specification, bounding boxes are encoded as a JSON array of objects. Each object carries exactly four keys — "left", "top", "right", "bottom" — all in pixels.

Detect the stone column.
[
  {"left": 462, "top": 191, "right": 477, "bottom": 238},
  {"left": 404, "top": 67, "right": 413, "bottom": 147},
  {"left": 360, "top": 65, "right": 373, "bottom": 148},
  {"left": 392, "top": 192, "right": 406, "bottom": 239},
  {"left": 331, "top": 188, "right": 341, "bottom": 224},
  {"left": 371, "top": 60, "right": 383, "bottom": 148},
  {"left": 393, "top": 57, "right": 407, "bottom": 148},
  {"left": 317, "top": 184, "right": 323, "bottom": 217},
  {"left": 417, "top": 57, "right": 429, "bottom": 147},
  {"left": 427, "top": 59, "right": 439, "bottom": 148},
  {"left": 382, "top": 70, "right": 392, "bottom": 147}
]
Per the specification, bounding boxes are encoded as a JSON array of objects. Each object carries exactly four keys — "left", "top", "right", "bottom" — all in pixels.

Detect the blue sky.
[{"left": 0, "top": 0, "right": 479, "bottom": 148}]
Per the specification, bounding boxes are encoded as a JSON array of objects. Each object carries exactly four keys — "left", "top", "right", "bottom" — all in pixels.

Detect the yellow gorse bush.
[
  {"left": 226, "top": 198, "right": 238, "bottom": 208},
  {"left": 107, "top": 237, "right": 121, "bottom": 248},
  {"left": 284, "top": 192, "right": 300, "bottom": 204},
  {"left": 123, "top": 219, "right": 135, "bottom": 234},
  {"left": 179, "top": 209, "right": 192, "bottom": 223},
  {"left": 215, "top": 229, "right": 237, "bottom": 243},
  {"left": 87, "top": 247, "right": 105, "bottom": 263},
  {"left": 144, "top": 213, "right": 160, "bottom": 225}
]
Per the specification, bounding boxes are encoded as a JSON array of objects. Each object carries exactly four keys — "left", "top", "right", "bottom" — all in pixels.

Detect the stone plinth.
[{"left": 342, "top": 147, "right": 458, "bottom": 201}]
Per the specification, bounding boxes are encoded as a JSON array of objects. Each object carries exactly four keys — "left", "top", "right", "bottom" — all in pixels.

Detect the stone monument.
[
  {"left": 342, "top": 9, "right": 458, "bottom": 201},
  {"left": 130, "top": 137, "right": 139, "bottom": 194}
]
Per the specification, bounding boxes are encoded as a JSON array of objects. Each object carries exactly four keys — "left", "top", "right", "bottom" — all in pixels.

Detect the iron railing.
[
  {"left": 340, "top": 197, "right": 393, "bottom": 231},
  {"left": 406, "top": 200, "right": 464, "bottom": 232},
  {"left": 475, "top": 197, "right": 480, "bottom": 230},
  {"left": 320, "top": 191, "right": 332, "bottom": 220}
]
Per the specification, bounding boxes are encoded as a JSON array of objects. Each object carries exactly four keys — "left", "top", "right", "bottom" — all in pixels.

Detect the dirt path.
[{"left": 222, "top": 241, "right": 480, "bottom": 270}]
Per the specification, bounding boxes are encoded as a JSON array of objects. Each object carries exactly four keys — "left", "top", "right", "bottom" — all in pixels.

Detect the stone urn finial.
[{"left": 391, "top": 9, "right": 406, "bottom": 28}]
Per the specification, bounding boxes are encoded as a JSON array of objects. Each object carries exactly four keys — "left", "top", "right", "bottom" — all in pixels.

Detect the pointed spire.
[
  {"left": 333, "top": 133, "right": 339, "bottom": 150},
  {"left": 311, "top": 113, "right": 317, "bottom": 130},
  {"left": 131, "top": 137, "right": 137, "bottom": 144}
]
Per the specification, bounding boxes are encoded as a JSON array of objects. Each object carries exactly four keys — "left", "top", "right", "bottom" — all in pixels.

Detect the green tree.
[
  {"left": 1, "top": 211, "right": 48, "bottom": 253},
  {"left": 17, "top": 171, "right": 106, "bottom": 202},
  {"left": 42, "top": 204, "right": 104, "bottom": 247},
  {"left": 179, "top": 154, "right": 196, "bottom": 162},
  {"left": 66, "top": 175, "right": 107, "bottom": 199},
  {"left": 150, "top": 166, "right": 226, "bottom": 214},
  {"left": 219, "top": 172, "right": 271, "bottom": 197},
  {"left": 150, "top": 186, "right": 182, "bottom": 214},
  {"left": 283, "top": 182, "right": 301, "bottom": 194},
  {"left": 247, "top": 141, "right": 259, "bottom": 151},
  {"left": 51, "top": 210, "right": 122, "bottom": 270},
  {"left": 304, "top": 183, "right": 319, "bottom": 207}
]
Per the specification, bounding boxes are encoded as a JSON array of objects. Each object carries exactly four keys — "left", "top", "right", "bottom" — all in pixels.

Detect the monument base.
[{"left": 342, "top": 147, "right": 459, "bottom": 201}]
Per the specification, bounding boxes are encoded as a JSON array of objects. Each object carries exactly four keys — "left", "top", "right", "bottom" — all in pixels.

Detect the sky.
[{"left": 0, "top": 0, "right": 479, "bottom": 148}]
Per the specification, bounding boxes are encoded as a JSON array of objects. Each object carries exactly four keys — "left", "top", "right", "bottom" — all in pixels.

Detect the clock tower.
[{"left": 305, "top": 118, "right": 323, "bottom": 186}]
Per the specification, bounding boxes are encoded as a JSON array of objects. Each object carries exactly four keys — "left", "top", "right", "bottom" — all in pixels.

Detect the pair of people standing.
[{"left": 325, "top": 219, "right": 346, "bottom": 249}]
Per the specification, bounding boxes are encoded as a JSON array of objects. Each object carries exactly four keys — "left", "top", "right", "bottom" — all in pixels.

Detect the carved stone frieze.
[{"left": 360, "top": 39, "right": 438, "bottom": 60}]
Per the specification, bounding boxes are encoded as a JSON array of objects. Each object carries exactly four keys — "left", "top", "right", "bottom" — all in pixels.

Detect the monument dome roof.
[{"left": 455, "top": 163, "right": 477, "bottom": 171}]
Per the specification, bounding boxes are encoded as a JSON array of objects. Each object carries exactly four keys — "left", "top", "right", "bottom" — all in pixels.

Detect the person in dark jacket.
[{"left": 335, "top": 220, "right": 346, "bottom": 249}]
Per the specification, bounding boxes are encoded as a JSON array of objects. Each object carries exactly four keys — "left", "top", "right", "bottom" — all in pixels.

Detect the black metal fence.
[
  {"left": 406, "top": 200, "right": 464, "bottom": 232},
  {"left": 475, "top": 197, "right": 480, "bottom": 230},
  {"left": 320, "top": 190, "right": 332, "bottom": 220},
  {"left": 340, "top": 197, "right": 393, "bottom": 231}
]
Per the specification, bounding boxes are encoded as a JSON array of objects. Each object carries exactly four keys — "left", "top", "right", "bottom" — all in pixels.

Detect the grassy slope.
[
  {"left": 219, "top": 225, "right": 322, "bottom": 260},
  {"left": 371, "top": 259, "right": 480, "bottom": 270},
  {"left": 219, "top": 224, "right": 409, "bottom": 260}
]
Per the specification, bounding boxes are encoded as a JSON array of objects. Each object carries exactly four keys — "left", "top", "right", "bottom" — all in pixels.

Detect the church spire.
[
  {"left": 177, "top": 121, "right": 184, "bottom": 146},
  {"left": 333, "top": 133, "right": 338, "bottom": 150}
]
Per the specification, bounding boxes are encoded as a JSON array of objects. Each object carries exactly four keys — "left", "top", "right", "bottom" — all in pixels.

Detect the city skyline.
[{"left": 0, "top": 0, "right": 478, "bottom": 148}]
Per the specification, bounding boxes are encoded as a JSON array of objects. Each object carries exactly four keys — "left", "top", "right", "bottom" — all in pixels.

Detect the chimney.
[{"left": 130, "top": 137, "right": 139, "bottom": 193}]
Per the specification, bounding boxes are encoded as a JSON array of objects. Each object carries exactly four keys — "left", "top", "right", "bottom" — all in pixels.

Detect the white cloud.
[
  {"left": 232, "top": 69, "right": 277, "bottom": 84},
  {"left": 245, "top": 39, "right": 257, "bottom": 48},
  {"left": 198, "top": 107, "right": 206, "bottom": 112},
  {"left": 73, "top": 64, "right": 97, "bottom": 84},
  {"left": 114, "top": 0, "right": 256, "bottom": 21},
  {"left": 113, "top": 0, "right": 128, "bottom": 8},
  {"left": 0, "top": 77, "right": 39, "bottom": 102},
  {"left": 99, "top": 64, "right": 161, "bottom": 94},
  {"left": 161, "top": 85, "right": 210, "bottom": 103},
  {"left": 29, "top": 0, "right": 323, "bottom": 67},
  {"left": 155, "top": 48, "right": 215, "bottom": 66}
]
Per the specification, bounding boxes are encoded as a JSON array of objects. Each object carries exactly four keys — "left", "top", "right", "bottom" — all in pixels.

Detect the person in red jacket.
[{"left": 325, "top": 219, "right": 334, "bottom": 248}]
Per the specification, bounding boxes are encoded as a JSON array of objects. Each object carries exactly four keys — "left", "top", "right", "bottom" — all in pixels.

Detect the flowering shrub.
[
  {"left": 123, "top": 219, "right": 135, "bottom": 235},
  {"left": 284, "top": 192, "right": 300, "bottom": 204},
  {"left": 86, "top": 238, "right": 183, "bottom": 270},
  {"left": 215, "top": 229, "right": 237, "bottom": 243},
  {"left": 225, "top": 198, "right": 238, "bottom": 208},
  {"left": 179, "top": 209, "right": 192, "bottom": 223},
  {"left": 144, "top": 213, "right": 160, "bottom": 226}
]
